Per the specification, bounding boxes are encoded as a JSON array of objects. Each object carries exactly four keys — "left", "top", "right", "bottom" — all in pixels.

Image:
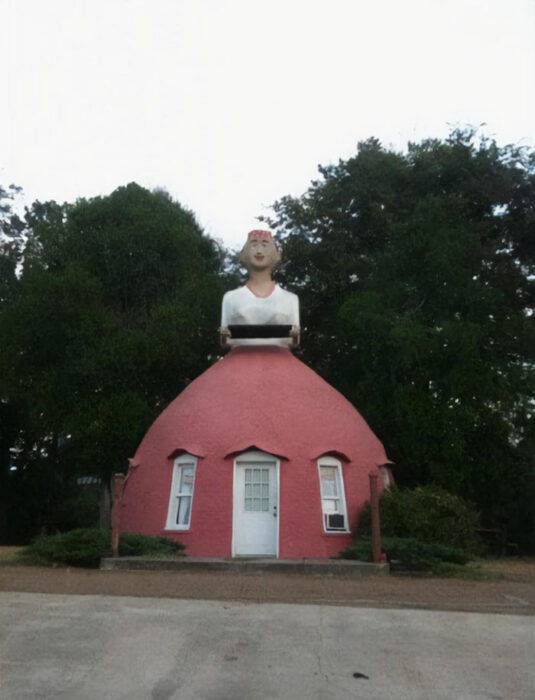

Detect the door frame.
[{"left": 232, "top": 450, "right": 280, "bottom": 558}]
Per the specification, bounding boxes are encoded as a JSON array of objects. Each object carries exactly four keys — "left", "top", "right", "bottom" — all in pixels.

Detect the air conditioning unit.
[{"left": 324, "top": 513, "right": 345, "bottom": 531}]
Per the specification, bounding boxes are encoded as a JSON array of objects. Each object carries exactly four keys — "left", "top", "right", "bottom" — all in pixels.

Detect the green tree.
[
  {"left": 0, "top": 183, "right": 226, "bottom": 541},
  {"left": 0, "top": 184, "right": 28, "bottom": 540},
  {"left": 269, "top": 129, "right": 535, "bottom": 548}
]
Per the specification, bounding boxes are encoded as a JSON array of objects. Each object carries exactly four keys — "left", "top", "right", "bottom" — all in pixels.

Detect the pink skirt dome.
[{"left": 120, "top": 346, "right": 389, "bottom": 558}]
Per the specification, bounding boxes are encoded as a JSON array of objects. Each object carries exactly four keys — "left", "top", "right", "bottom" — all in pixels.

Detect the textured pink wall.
[{"left": 120, "top": 346, "right": 388, "bottom": 558}]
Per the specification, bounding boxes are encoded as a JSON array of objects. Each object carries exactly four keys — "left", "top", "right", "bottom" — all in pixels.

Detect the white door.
[{"left": 233, "top": 456, "right": 278, "bottom": 556}]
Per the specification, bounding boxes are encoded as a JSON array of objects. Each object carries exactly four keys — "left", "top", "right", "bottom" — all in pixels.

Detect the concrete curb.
[{"left": 100, "top": 556, "right": 389, "bottom": 576}]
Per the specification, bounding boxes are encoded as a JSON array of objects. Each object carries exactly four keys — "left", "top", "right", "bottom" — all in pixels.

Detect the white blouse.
[{"left": 221, "top": 284, "right": 300, "bottom": 347}]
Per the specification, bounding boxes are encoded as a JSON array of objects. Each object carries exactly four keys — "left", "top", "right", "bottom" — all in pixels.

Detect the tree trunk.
[{"left": 99, "top": 480, "right": 112, "bottom": 530}]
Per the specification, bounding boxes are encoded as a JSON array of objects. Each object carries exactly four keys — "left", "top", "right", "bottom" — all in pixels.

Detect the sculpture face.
[{"left": 240, "top": 236, "right": 280, "bottom": 273}]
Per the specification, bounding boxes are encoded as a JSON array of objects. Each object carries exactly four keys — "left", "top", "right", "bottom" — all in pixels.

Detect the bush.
[
  {"left": 358, "top": 485, "right": 482, "bottom": 553},
  {"left": 119, "top": 532, "right": 185, "bottom": 557},
  {"left": 22, "top": 529, "right": 185, "bottom": 568},
  {"left": 23, "top": 528, "right": 111, "bottom": 568},
  {"left": 339, "top": 536, "right": 470, "bottom": 572}
]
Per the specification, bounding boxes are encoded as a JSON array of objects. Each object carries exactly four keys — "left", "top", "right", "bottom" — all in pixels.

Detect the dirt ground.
[{"left": 1, "top": 549, "right": 534, "bottom": 615}]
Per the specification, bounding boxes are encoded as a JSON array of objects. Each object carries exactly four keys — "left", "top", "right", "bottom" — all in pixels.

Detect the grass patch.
[
  {"left": 425, "top": 561, "right": 503, "bottom": 581},
  {"left": 0, "top": 547, "right": 25, "bottom": 566}
]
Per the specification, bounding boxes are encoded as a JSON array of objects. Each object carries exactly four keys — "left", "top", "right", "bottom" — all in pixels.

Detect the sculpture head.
[{"left": 238, "top": 230, "right": 281, "bottom": 274}]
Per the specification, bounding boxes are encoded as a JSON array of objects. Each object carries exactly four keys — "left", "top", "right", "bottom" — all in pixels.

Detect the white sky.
[{"left": 2, "top": 0, "right": 534, "bottom": 250}]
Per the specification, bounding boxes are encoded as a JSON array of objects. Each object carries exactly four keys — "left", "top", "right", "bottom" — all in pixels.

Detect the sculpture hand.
[{"left": 290, "top": 325, "right": 300, "bottom": 347}]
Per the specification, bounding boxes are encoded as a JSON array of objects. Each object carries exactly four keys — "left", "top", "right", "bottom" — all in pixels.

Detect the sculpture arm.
[
  {"left": 220, "top": 291, "right": 232, "bottom": 347},
  {"left": 290, "top": 293, "right": 300, "bottom": 347}
]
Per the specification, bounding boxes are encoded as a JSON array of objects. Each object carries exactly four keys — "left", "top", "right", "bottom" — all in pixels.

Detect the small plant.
[
  {"left": 339, "top": 536, "right": 471, "bottom": 573},
  {"left": 22, "top": 528, "right": 185, "bottom": 568}
]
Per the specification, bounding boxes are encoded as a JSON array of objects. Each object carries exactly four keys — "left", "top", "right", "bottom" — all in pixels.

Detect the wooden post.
[
  {"left": 111, "top": 473, "right": 125, "bottom": 558},
  {"left": 369, "top": 472, "right": 382, "bottom": 564}
]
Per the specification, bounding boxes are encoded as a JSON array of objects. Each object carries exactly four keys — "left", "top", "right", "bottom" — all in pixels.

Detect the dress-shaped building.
[
  {"left": 120, "top": 231, "right": 390, "bottom": 558},
  {"left": 120, "top": 345, "right": 390, "bottom": 558}
]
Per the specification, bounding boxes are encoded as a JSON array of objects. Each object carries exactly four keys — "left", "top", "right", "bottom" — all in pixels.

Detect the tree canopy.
[
  {"left": 269, "top": 129, "right": 534, "bottom": 548},
  {"left": 1, "top": 129, "right": 534, "bottom": 550},
  {"left": 0, "top": 183, "right": 227, "bottom": 541}
]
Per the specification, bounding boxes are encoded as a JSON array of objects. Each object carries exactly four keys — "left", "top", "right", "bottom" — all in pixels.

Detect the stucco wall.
[
  {"left": 121, "top": 453, "right": 382, "bottom": 558},
  {"left": 119, "top": 346, "right": 388, "bottom": 559}
]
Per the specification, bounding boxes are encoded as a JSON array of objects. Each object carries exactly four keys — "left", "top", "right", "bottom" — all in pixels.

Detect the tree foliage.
[
  {"left": 0, "top": 184, "right": 29, "bottom": 540},
  {"left": 269, "top": 129, "right": 535, "bottom": 547},
  {"left": 0, "top": 183, "right": 226, "bottom": 541}
]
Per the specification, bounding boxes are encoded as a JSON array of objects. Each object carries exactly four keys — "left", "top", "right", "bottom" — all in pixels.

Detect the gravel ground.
[
  {"left": 2, "top": 548, "right": 534, "bottom": 615},
  {"left": 1, "top": 562, "right": 534, "bottom": 615}
]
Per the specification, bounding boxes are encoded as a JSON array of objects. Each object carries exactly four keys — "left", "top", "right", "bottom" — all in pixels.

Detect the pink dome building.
[{"left": 120, "top": 345, "right": 391, "bottom": 559}]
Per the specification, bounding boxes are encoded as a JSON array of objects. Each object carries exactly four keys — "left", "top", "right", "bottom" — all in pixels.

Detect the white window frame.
[
  {"left": 165, "top": 454, "right": 197, "bottom": 530},
  {"left": 317, "top": 456, "right": 349, "bottom": 533}
]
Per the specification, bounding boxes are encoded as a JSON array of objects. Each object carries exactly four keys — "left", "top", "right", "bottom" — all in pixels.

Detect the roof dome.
[{"left": 133, "top": 346, "right": 387, "bottom": 468}]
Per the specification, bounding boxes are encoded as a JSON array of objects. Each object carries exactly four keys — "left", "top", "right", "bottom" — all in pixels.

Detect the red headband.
[{"left": 247, "top": 229, "right": 273, "bottom": 242}]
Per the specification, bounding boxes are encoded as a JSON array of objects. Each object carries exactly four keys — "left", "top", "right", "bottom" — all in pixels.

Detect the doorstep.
[{"left": 100, "top": 556, "right": 389, "bottom": 576}]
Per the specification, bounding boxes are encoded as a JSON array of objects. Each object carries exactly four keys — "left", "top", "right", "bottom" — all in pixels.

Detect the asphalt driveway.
[{"left": 1, "top": 591, "right": 533, "bottom": 700}]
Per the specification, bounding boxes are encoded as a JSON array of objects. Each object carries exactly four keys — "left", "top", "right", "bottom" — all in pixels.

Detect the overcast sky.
[{"left": 2, "top": 0, "right": 534, "bottom": 249}]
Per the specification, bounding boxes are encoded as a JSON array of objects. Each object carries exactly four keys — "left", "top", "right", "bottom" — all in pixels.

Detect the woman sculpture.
[
  {"left": 121, "top": 230, "right": 391, "bottom": 561},
  {"left": 220, "top": 230, "right": 300, "bottom": 348}
]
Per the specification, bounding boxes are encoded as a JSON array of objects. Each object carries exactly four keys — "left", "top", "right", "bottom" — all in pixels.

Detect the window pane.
[
  {"left": 176, "top": 495, "right": 191, "bottom": 525},
  {"left": 322, "top": 498, "right": 340, "bottom": 514},
  {"left": 320, "top": 467, "right": 339, "bottom": 498},
  {"left": 241, "top": 462, "right": 274, "bottom": 513},
  {"left": 322, "top": 481, "right": 337, "bottom": 498},
  {"left": 179, "top": 466, "right": 195, "bottom": 495}
]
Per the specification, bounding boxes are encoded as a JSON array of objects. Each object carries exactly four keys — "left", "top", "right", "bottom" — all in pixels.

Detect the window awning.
[
  {"left": 312, "top": 449, "right": 351, "bottom": 463},
  {"left": 224, "top": 442, "right": 289, "bottom": 461},
  {"left": 167, "top": 445, "right": 206, "bottom": 460}
]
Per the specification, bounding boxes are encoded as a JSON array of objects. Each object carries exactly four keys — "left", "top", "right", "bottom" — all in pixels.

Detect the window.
[
  {"left": 379, "top": 465, "right": 393, "bottom": 489},
  {"left": 165, "top": 454, "right": 197, "bottom": 530},
  {"left": 318, "top": 457, "right": 349, "bottom": 532},
  {"left": 244, "top": 467, "right": 270, "bottom": 511}
]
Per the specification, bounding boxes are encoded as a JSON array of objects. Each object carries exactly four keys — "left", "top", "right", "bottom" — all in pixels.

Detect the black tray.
[{"left": 228, "top": 324, "right": 292, "bottom": 339}]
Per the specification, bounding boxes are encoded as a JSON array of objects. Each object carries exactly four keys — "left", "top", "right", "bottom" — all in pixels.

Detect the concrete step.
[{"left": 100, "top": 556, "right": 389, "bottom": 576}]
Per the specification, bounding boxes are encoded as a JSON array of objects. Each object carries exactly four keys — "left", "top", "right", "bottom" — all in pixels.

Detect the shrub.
[
  {"left": 23, "top": 528, "right": 111, "bottom": 568},
  {"left": 22, "top": 529, "right": 185, "bottom": 568},
  {"left": 339, "top": 536, "right": 470, "bottom": 572},
  {"left": 358, "top": 485, "right": 482, "bottom": 553},
  {"left": 119, "top": 532, "right": 185, "bottom": 557}
]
